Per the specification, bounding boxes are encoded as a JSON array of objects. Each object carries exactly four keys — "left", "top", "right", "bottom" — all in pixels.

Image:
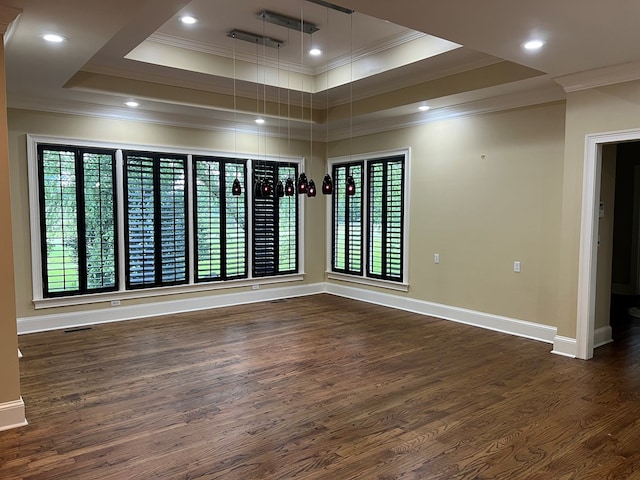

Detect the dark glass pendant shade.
[
  {"left": 307, "top": 179, "right": 316, "bottom": 197},
  {"left": 254, "top": 179, "right": 263, "bottom": 198},
  {"left": 276, "top": 180, "right": 284, "bottom": 197},
  {"left": 261, "top": 179, "right": 272, "bottom": 197},
  {"left": 285, "top": 178, "right": 295, "bottom": 196},
  {"left": 232, "top": 178, "right": 242, "bottom": 196},
  {"left": 321, "top": 174, "right": 333, "bottom": 194},
  {"left": 297, "top": 173, "right": 308, "bottom": 194},
  {"left": 346, "top": 175, "right": 356, "bottom": 196}
]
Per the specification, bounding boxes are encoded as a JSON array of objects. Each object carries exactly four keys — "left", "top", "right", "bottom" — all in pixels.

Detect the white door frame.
[{"left": 578, "top": 128, "right": 640, "bottom": 359}]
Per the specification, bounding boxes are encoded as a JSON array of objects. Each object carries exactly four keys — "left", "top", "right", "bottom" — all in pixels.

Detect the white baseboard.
[
  {"left": 594, "top": 325, "right": 613, "bottom": 348},
  {"left": 552, "top": 335, "right": 577, "bottom": 358},
  {"left": 325, "top": 283, "right": 557, "bottom": 344},
  {"left": 0, "top": 397, "right": 27, "bottom": 432},
  {"left": 16, "top": 280, "right": 586, "bottom": 360},
  {"left": 18, "top": 283, "right": 326, "bottom": 334}
]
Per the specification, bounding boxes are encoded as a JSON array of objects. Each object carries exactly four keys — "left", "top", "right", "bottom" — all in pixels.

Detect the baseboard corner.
[
  {"left": 0, "top": 396, "right": 27, "bottom": 432},
  {"left": 551, "top": 335, "right": 577, "bottom": 358}
]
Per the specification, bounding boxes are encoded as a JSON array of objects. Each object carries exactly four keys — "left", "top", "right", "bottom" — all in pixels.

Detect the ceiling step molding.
[{"left": 554, "top": 61, "right": 640, "bottom": 93}]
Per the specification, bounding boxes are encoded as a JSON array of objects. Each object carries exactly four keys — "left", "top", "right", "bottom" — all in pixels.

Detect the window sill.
[
  {"left": 326, "top": 272, "right": 409, "bottom": 292},
  {"left": 33, "top": 274, "right": 305, "bottom": 309}
]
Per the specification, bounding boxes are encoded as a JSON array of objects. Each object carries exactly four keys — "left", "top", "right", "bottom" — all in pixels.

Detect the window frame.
[
  {"left": 123, "top": 150, "right": 189, "bottom": 290},
  {"left": 252, "top": 160, "right": 299, "bottom": 278},
  {"left": 326, "top": 148, "right": 410, "bottom": 292},
  {"left": 27, "top": 135, "right": 305, "bottom": 309},
  {"left": 37, "top": 144, "right": 119, "bottom": 297},
  {"left": 192, "top": 156, "right": 248, "bottom": 282}
]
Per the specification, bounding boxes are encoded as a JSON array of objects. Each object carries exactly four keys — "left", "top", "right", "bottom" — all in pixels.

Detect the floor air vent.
[{"left": 63, "top": 326, "right": 94, "bottom": 333}]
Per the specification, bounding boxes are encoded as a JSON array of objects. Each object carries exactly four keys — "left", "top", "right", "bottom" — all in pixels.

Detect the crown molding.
[
  {"left": 554, "top": 61, "right": 640, "bottom": 93},
  {"left": 0, "top": 5, "right": 21, "bottom": 37},
  {"left": 9, "top": 79, "right": 564, "bottom": 144},
  {"left": 327, "top": 83, "right": 566, "bottom": 141}
]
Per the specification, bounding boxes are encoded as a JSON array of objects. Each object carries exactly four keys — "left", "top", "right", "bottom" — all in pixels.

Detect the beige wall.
[
  {"left": 559, "top": 80, "right": 640, "bottom": 337},
  {"left": 0, "top": 42, "right": 20, "bottom": 404},
  {"left": 11, "top": 80, "right": 640, "bottom": 359},
  {"left": 329, "top": 102, "right": 566, "bottom": 327},
  {"left": 8, "top": 109, "right": 327, "bottom": 319}
]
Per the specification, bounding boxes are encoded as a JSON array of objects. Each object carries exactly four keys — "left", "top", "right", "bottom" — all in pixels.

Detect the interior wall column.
[{"left": 0, "top": 5, "right": 25, "bottom": 431}]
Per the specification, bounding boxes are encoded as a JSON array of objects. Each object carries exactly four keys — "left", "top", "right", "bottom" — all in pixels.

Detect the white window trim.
[
  {"left": 27, "top": 134, "right": 305, "bottom": 308},
  {"left": 325, "top": 147, "right": 411, "bottom": 291}
]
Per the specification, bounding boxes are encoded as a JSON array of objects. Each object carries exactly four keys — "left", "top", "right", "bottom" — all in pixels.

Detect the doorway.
[
  {"left": 578, "top": 129, "right": 640, "bottom": 359},
  {"left": 609, "top": 142, "right": 640, "bottom": 343}
]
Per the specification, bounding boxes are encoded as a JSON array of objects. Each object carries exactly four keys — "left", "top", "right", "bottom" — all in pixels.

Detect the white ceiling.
[{"left": 2, "top": 0, "right": 639, "bottom": 140}]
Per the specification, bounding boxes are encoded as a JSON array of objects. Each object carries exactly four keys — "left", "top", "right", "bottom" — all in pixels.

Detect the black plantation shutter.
[
  {"left": 124, "top": 152, "right": 187, "bottom": 288},
  {"left": 224, "top": 161, "right": 248, "bottom": 278},
  {"left": 332, "top": 162, "right": 363, "bottom": 275},
  {"left": 193, "top": 157, "right": 247, "bottom": 281},
  {"left": 253, "top": 162, "right": 276, "bottom": 276},
  {"left": 252, "top": 161, "right": 298, "bottom": 277},
  {"left": 38, "top": 145, "right": 118, "bottom": 297},
  {"left": 367, "top": 156, "right": 404, "bottom": 281}
]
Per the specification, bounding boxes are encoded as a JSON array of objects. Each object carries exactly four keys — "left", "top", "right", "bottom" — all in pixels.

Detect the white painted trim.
[
  {"left": 0, "top": 397, "right": 27, "bottom": 432},
  {"left": 552, "top": 335, "right": 577, "bottom": 358},
  {"left": 17, "top": 349, "right": 22, "bottom": 359},
  {"left": 554, "top": 60, "right": 640, "bottom": 93},
  {"left": 326, "top": 148, "right": 411, "bottom": 286},
  {"left": 325, "top": 283, "right": 557, "bottom": 344},
  {"left": 19, "top": 283, "right": 325, "bottom": 334},
  {"left": 33, "top": 274, "right": 305, "bottom": 309},
  {"left": 27, "top": 134, "right": 306, "bottom": 308},
  {"left": 326, "top": 272, "right": 409, "bottom": 292},
  {"left": 578, "top": 128, "right": 640, "bottom": 360},
  {"left": 594, "top": 325, "right": 613, "bottom": 348}
]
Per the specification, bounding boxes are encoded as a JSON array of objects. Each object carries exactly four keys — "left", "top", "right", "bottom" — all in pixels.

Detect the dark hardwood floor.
[{"left": 2, "top": 294, "right": 640, "bottom": 479}]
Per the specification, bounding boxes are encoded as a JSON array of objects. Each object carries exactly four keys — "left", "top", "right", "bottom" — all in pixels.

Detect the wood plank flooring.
[{"left": 2, "top": 294, "right": 640, "bottom": 479}]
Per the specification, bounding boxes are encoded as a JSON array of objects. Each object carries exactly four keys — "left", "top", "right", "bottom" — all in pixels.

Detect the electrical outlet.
[
  {"left": 252, "top": 284, "right": 260, "bottom": 290},
  {"left": 111, "top": 300, "right": 121, "bottom": 306},
  {"left": 434, "top": 253, "right": 440, "bottom": 264},
  {"left": 514, "top": 261, "right": 521, "bottom": 273}
]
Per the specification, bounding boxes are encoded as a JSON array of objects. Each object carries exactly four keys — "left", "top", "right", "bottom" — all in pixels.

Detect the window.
[
  {"left": 367, "top": 156, "right": 404, "bottom": 281},
  {"left": 32, "top": 137, "right": 303, "bottom": 304},
  {"left": 332, "top": 162, "right": 363, "bottom": 275},
  {"left": 253, "top": 161, "right": 298, "bottom": 277},
  {"left": 331, "top": 153, "right": 406, "bottom": 284},
  {"left": 193, "top": 157, "right": 247, "bottom": 281},
  {"left": 124, "top": 152, "right": 188, "bottom": 288},
  {"left": 38, "top": 145, "right": 118, "bottom": 297}
]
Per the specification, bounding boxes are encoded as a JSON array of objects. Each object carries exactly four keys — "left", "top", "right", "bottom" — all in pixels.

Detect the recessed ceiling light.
[
  {"left": 42, "top": 33, "right": 67, "bottom": 43},
  {"left": 309, "top": 48, "right": 322, "bottom": 56},
  {"left": 523, "top": 39, "right": 545, "bottom": 51},
  {"left": 125, "top": 101, "right": 139, "bottom": 108},
  {"left": 255, "top": 118, "right": 265, "bottom": 125},
  {"left": 180, "top": 15, "right": 198, "bottom": 25},
  {"left": 418, "top": 105, "right": 430, "bottom": 112}
]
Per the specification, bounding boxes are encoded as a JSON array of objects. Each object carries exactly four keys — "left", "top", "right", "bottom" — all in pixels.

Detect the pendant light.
[
  {"left": 297, "top": 172, "right": 308, "bottom": 193},
  {"left": 307, "top": 179, "right": 317, "bottom": 197},
  {"left": 254, "top": 179, "right": 264, "bottom": 198},
  {"left": 276, "top": 180, "right": 284, "bottom": 197},
  {"left": 322, "top": 174, "right": 333, "bottom": 194},
  {"left": 231, "top": 33, "right": 242, "bottom": 196},
  {"left": 322, "top": 4, "right": 333, "bottom": 195},
  {"left": 232, "top": 178, "right": 242, "bottom": 196},
  {"left": 346, "top": 175, "right": 356, "bottom": 195},
  {"left": 262, "top": 179, "right": 272, "bottom": 197},
  {"left": 285, "top": 177, "right": 295, "bottom": 195}
]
